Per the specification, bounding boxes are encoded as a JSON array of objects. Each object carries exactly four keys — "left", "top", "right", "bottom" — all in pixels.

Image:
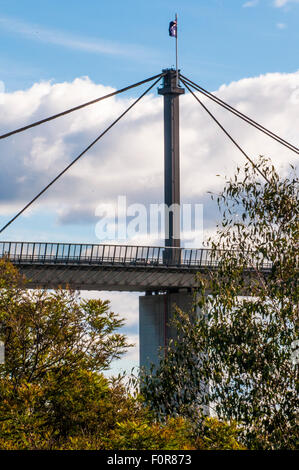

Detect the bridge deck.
[{"left": 0, "top": 242, "right": 271, "bottom": 292}]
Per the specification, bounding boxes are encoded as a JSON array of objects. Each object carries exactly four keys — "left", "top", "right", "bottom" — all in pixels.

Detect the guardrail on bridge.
[{"left": 0, "top": 241, "right": 272, "bottom": 270}]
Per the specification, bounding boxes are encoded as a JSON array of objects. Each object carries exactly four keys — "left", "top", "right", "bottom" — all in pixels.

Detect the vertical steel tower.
[
  {"left": 140, "top": 70, "right": 190, "bottom": 372},
  {"left": 158, "top": 69, "right": 185, "bottom": 253}
]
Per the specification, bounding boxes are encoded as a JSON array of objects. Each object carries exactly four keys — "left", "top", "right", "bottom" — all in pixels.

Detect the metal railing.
[{"left": 0, "top": 241, "right": 272, "bottom": 269}]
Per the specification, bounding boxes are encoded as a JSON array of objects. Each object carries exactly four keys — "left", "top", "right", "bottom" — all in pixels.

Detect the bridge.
[
  {"left": 0, "top": 68, "right": 297, "bottom": 369},
  {"left": 0, "top": 241, "right": 272, "bottom": 292},
  {"left": 0, "top": 241, "right": 215, "bottom": 291}
]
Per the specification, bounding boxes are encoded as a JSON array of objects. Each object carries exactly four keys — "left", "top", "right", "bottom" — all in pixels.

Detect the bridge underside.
[{"left": 17, "top": 263, "right": 201, "bottom": 292}]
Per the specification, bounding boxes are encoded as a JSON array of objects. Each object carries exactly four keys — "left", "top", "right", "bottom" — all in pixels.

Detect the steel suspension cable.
[
  {"left": 0, "top": 73, "right": 163, "bottom": 141},
  {"left": 180, "top": 76, "right": 271, "bottom": 184},
  {"left": 180, "top": 74, "right": 299, "bottom": 155},
  {"left": 0, "top": 74, "right": 163, "bottom": 235}
]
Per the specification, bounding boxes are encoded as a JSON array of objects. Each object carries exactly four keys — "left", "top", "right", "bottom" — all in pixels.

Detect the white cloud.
[
  {"left": 276, "top": 22, "right": 287, "bottom": 28},
  {"left": 274, "top": 0, "right": 299, "bottom": 7},
  {"left": 0, "top": 71, "right": 298, "bottom": 242},
  {"left": 243, "top": 0, "right": 259, "bottom": 7},
  {"left": 0, "top": 15, "right": 154, "bottom": 60}
]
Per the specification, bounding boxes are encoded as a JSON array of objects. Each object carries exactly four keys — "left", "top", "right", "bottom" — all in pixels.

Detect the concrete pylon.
[
  {"left": 158, "top": 69, "right": 184, "bottom": 253},
  {"left": 139, "top": 292, "right": 210, "bottom": 416},
  {"left": 139, "top": 70, "right": 187, "bottom": 369},
  {"left": 139, "top": 291, "right": 193, "bottom": 370},
  {"left": 138, "top": 71, "right": 209, "bottom": 413}
]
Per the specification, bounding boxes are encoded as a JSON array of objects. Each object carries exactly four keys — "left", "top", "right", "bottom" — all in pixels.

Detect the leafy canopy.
[{"left": 141, "top": 157, "right": 298, "bottom": 450}]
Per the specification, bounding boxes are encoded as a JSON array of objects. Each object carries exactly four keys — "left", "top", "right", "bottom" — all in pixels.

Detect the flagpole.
[{"left": 175, "top": 13, "right": 178, "bottom": 87}]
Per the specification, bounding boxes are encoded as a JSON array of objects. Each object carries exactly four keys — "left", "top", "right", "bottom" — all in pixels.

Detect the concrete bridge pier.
[
  {"left": 139, "top": 290, "right": 194, "bottom": 370},
  {"left": 139, "top": 291, "right": 210, "bottom": 416}
]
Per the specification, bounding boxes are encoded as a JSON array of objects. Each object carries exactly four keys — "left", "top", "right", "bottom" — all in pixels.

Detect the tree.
[
  {"left": 0, "top": 266, "right": 129, "bottom": 384},
  {"left": 141, "top": 157, "right": 298, "bottom": 450},
  {"left": 0, "top": 259, "right": 244, "bottom": 450}
]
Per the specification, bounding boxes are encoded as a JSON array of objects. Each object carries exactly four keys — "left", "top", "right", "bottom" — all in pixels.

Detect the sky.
[{"left": 0, "top": 0, "right": 298, "bottom": 375}]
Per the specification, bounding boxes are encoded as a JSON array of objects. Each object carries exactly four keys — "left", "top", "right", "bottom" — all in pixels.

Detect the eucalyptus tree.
[{"left": 141, "top": 157, "right": 298, "bottom": 450}]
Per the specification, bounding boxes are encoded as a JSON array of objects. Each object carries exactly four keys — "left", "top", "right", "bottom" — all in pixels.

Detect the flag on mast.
[
  {"left": 169, "top": 15, "right": 179, "bottom": 86},
  {"left": 169, "top": 19, "right": 177, "bottom": 37}
]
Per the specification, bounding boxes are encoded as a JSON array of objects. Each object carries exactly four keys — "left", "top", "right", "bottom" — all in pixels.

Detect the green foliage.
[
  {"left": 141, "top": 157, "right": 298, "bottom": 450},
  {"left": 0, "top": 370, "right": 144, "bottom": 449},
  {"left": 194, "top": 418, "right": 245, "bottom": 450},
  {"left": 0, "top": 259, "right": 244, "bottom": 450},
  {"left": 0, "top": 261, "right": 133, "bottom": 448},
  {"left": 102, "top": 415, "right": 243, "bottom": 451},
  {"left": 0, "top": 291, "right": 129, "bottom": 385},
  {"left": 106, "top": 417, "right": 194, "bottom": 450}
]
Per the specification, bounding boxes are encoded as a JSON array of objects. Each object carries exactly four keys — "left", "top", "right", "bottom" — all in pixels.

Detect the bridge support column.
[
  {"left": 139, "top": 291, "right": 193, "bottom": 370},
  {"left": 139, "top": 291, "right": 210, "bottom": 416}
]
